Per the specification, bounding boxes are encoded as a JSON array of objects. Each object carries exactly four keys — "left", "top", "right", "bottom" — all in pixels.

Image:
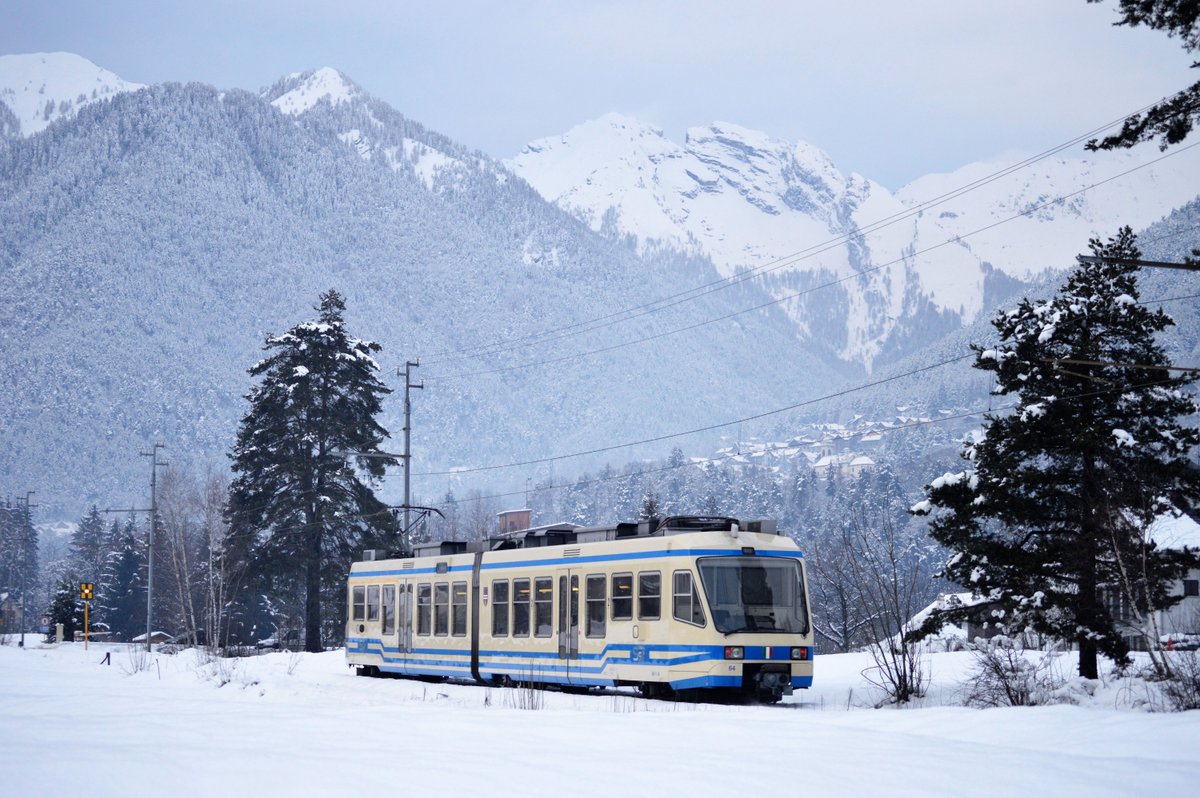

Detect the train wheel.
[{"left": 638, "top": 683, "right": 674, "bottom": 700}]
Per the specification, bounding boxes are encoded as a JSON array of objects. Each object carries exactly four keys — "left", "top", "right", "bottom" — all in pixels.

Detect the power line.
[
  {"left": 427, "top": 144, "right": 1200, "bottom": 383},
  {"left": 410, "top": 279, "right": 1200, "bottom": 488},
  {"left": 421, "top": 97, "right": 1171, "bottom": 367},
  {"left": 414, "top": 353, "right": 975, "bottom": 476},
  {"left": 427, "top": 372, "right": 1187, "bottom": 509}
]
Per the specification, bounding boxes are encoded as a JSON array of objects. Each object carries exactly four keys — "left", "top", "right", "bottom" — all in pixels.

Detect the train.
[{"left": 345, "top": 515, "right": 813, "bottom": 702}]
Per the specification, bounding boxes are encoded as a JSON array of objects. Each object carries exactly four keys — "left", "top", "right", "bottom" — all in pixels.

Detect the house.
[
  {"left": 1109, "top": 512, "right": 1200, "bottom": 651},
  {"left": 0, "top": 591, "right": 21, "bottom": 634},
  {"left": 812, "top": 452, "right": 876, "bottom": 481},
  {"left": 908, "top": 592, "right": 1006, "bottom": 650}
]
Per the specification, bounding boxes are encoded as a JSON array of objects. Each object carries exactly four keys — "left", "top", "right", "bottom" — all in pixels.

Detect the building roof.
[{"left": 1149, "top": 512, "right": 1200, "bottom": 551}]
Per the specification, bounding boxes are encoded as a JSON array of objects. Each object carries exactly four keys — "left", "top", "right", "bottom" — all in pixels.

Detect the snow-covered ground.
[{"left": 1, "top": 640, "right": 1197, "bottom": 796}]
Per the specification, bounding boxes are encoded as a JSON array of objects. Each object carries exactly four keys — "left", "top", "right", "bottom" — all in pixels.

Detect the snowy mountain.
[
  {"left": 0, "top": 59, "right": 843, "bottom": 519},
  {"left": 0, "top": 52, "right": 143, "bottom": 138},
  {"left": 507, "top": 115, "right": 1200, "bottom": 366}
]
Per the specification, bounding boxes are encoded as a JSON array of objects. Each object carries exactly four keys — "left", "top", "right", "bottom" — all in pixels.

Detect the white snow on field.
[{"left": 1, "top": 642, "right": 1197, "bottom": 796}]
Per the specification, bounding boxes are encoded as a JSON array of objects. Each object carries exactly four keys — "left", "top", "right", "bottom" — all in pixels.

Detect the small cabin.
[{"left": 497, "top": 509, "right": 532, "bottom": 536}]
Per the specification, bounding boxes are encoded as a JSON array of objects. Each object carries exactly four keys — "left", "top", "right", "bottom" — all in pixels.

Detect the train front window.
[{"left": 697, "top": 557, "right": 809, "bottom": 635}]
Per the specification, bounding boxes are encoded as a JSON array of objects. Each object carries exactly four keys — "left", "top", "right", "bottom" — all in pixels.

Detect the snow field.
[{"left": 1, "top": 641, "right": 1197, "bottom": 797}]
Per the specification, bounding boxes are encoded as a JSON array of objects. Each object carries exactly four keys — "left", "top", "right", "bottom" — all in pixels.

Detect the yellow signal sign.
[{"left": 80, "top": 583, "right": 94, "bottom": 601}]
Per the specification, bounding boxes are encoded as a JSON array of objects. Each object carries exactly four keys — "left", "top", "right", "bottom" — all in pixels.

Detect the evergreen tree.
[
  {"left": 1087, "top": 0, "right": 1200, "bottom": 153},
  {"left": 0, "top": 500, "right": 38, "bottom": 612},
  {"left": 639, "top": 490, "right": 662, "bottom": 520},
  {"left": 226, "top": 290, "right": 398, "bottom": 652},
  {"left": 913, "top": 229, "right": 1200, "bottom": 678},
  {"left": 69, "top": 505, "right": 108, "bottom": 588},
  {"left": 101, "top": 517, "right": 145, "bottom": 641},
  {"left": 46, "top": 577, "right": 84, "bottom": 641}
]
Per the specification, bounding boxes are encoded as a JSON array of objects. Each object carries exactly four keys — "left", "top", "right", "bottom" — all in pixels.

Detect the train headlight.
[
  {"left": 791, "top": 646, "right": 808, "bottom": 660},
  {"left": 724, "top": 646, "right": 744, "bottom": 660}
]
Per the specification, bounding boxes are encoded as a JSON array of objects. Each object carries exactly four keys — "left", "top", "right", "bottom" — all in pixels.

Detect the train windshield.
[{"left": 697, "top": 557, "right": 809, "bottom": 635}]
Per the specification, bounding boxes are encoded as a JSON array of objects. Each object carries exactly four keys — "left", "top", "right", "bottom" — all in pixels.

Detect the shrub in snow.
[
  {"left": 960, "top": 637, "right": 1069, "bottom": 708},
  {"left": 1158, "top": 651, "right": 1200, "bottom": 711}
]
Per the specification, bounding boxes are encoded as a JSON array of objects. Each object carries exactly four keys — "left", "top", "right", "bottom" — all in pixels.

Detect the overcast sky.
[{"left": 2, "top": 0, "right": 1193, "bottom": 188}]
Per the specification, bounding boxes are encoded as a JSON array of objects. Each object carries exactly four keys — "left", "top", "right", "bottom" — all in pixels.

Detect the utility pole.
[
  {"left": 401, "top": 361, "right": 423, "bottom": 536},
  {"left": 140, "top": 443, "right": 168, "bottom": 652},
  {"left": 17, "top": 491, "right": 36, "bottom": 648}
]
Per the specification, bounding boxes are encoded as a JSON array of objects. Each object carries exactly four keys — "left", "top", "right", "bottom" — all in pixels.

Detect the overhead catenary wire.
[
  {"left": 417, "top": 371, "right": 1191, "bottom": 509},
  {"left": 426, "top": 145, "right": 1200, "bottom": 383},
  {"left": 226, "top": 349, "right": 1194, "bottom": 525},
  {"left": 414, "top": 353, "right": 976, "bottom": 476},
  {"left": 421, "top": 97, "right": 1174, "bottom": 367},
  {"left": 228, "top": 371, "right": 1187, "bottom": 524},
  {"left": 409, "top": 280, "right": 1200, "bottom": 483}
]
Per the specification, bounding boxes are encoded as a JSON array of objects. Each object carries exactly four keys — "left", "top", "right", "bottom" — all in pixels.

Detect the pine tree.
[
  {"left": 226, "top": 290, "right": 398, "bottom": 652},
  {"left": 46, "top": 577, "right": 84, "bottom": 641},
  {"left": 0, "top": 500, "right": 39, "bottom": 613},
  {"left": 1086, "top": 0, "right": 1200, "bottom": 153},
  {"left": 101, "top": 517, "right": 146, "bottom": 641},
  {"left": 69, "top": 505, "right": 108, "bottom": 588},
  {"left": 913, "top": 228, "right": 1200, "bottom": 679}
]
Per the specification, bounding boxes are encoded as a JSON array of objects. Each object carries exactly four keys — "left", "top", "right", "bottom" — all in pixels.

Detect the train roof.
[{"left": 358, "top": 516, "right": 784, "bottom": 563}]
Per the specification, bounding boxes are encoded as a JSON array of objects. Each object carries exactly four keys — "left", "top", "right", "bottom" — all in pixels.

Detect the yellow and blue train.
[{"left": 345, "top": 515, "right": 813, "bottom": 702}]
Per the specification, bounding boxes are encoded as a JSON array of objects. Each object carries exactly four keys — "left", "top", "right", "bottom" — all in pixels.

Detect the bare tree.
[
  {"left": 462, "top": 490, "right": 497, "bottom": 542},
  {"left": 840, "top": 512, "right": 934, "bottom": 705},
  {"left": 158, "top": 467, "right": 201, "bottom": 644},
  {"left": 808, "top": 531, "right": 874, "bottom": 653}
]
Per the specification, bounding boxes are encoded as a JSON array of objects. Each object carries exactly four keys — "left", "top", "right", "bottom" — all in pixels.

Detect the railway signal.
[{"left": 80, "top": 583, "right": 94, "bottom": 649}]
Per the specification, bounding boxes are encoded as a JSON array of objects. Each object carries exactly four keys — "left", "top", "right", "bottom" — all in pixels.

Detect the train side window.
[
  {"left": 417, "top": 584, "right": 431, "bottom": 635},
  {"left": 612, "top": 573, "right": 633, "bottom": 620},
  {"left": 673, "top": 570, "right": 706, "bottom": 627},
  {"left": 534, "top": 577, "right": 553, "bottom": 637},
  {"left": 492, "top": 580, "right": 510, "bottom": 636},
  {"left": 638, "top": 571, "right": 661, "bottom": 620},
  {"left": 367, "top": 585, "right": 380, "bottom": 622},
  {"left": 434, "top": 583, "right": 450, "bottom": 636},
  {"left": 513, "top": 579, "right": 531, "bottom": 637},
  {"left": 452, "top": 581, "right": 468, "bottom": 636},
  {"left": 586, "top": 574, "right": 606, "bottom": 638},
  {"left": 352, "top": 585, "right": 365, "bottom": 621},
  {"left": 382, "top": 585, "right": 396, "bottom": 635}
]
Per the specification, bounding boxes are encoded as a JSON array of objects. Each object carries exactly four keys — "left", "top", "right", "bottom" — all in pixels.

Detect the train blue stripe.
[
  {"left": 346, "top": 637, "right": 812, "bottom": 681},
  {"left": 350, "top": 548, "right": 805, "bottom": 579}
]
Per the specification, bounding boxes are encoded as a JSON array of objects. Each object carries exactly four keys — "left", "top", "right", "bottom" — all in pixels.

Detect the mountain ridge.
[
  {"left": 0, "top": 59, "right": 843, "bottom": 519},
  {"left": 507, "top": 113, "right": 1200, "bottom": 366}
]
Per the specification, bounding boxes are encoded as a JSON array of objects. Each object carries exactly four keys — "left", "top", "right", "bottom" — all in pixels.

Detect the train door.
[
  {"left": 556, "top": 569, "right": 580, "bottom": 682},
  {"left": 380, "top": 583, "right": 400, "bottom": 669},
  {"left": 396, "top": 581, "right": 414, "bottom": 673}
]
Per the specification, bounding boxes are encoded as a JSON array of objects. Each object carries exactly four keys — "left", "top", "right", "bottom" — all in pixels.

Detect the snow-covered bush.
[
  {"left": 1160, "top": 651, "right": 1200, "bottom": 711},
  {"left": 960, "top": 637, "right": 1069, "bottom": 708}
]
